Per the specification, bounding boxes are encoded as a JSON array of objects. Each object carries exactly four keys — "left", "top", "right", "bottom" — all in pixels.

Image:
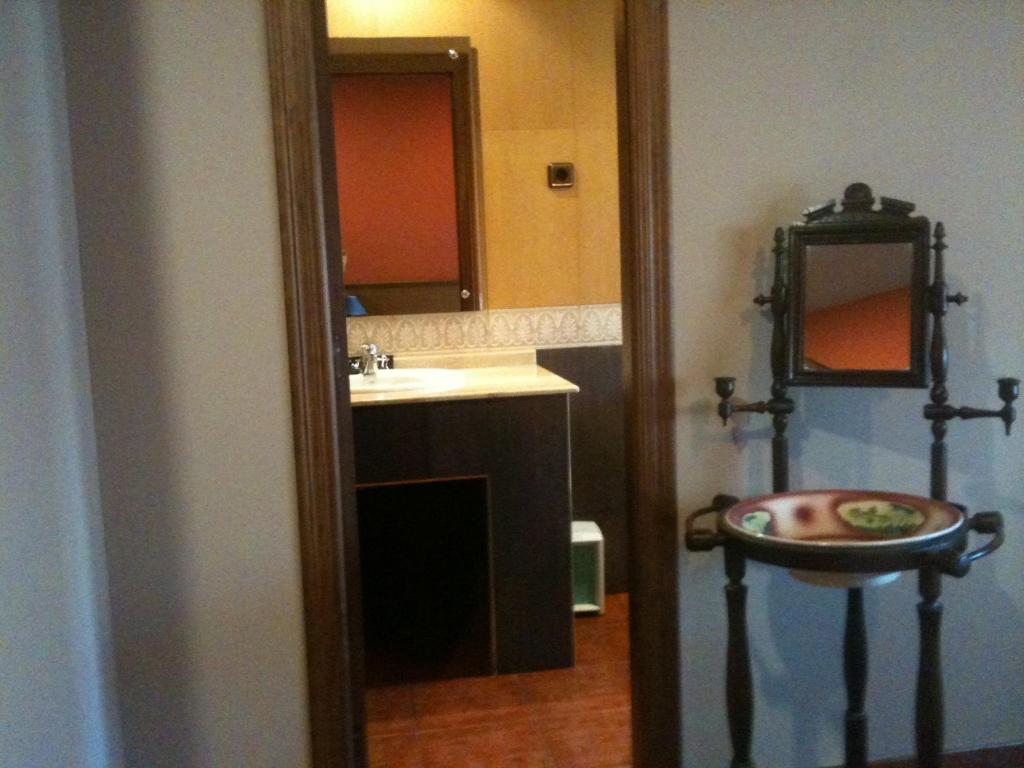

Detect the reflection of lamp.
[{"left": 345, "top": 293, "right": 368, "bottom": 316}]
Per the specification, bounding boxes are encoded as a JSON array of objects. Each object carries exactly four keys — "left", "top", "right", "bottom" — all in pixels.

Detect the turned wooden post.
[
  {"left": 916, "top": 567, "right": 944, "bottom": 767},
  {"left": 725, "top": 546, "right": 755, "bottom": 768},
  {"left": 844, "top": 588, "right": 868, "bottom": 768}
]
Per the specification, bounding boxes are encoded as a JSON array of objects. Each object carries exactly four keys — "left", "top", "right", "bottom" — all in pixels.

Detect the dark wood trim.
[
  {"left": 844, "top": 588, "right": 868, "bottom": 768},
  {"left": 328, "top": 50, "right": 460, "bottom": 74},
  {"left": 347, "top": 280, "right": 461, "bottom": 316},
  {"left": 330, "top": 36, "right": 470, "bottom": 56},
  {"left": 264, "top": 1, "right": 365, "bottom": 766},
  {"left": 327, "top": 44, "right": 483, "bottom": 311},
  {"left": 267, "top": 0, "right": 674, "bottom": 765},
  {"left": 828, "top": 743, "right": 1024, "bottom": 768},
  {"left": 536, "top": 346, "right": 629, "bottom": 594},
  {"left": 616, "top": 2, "right": 679, "bottom": 767}
]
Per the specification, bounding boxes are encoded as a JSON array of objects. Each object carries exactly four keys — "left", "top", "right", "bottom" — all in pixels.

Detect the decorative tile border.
[{"left": 346, "top": 304, "right": 622, "bottom": 355}]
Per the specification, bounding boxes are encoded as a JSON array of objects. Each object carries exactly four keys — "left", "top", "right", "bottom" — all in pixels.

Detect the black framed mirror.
[{"left": 787, "top": 183, "right": 930, "bottom": 388}]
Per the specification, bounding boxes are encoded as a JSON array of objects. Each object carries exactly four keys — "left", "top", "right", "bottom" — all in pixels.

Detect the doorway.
[{"left": 263, "top": 1, "right": 675, "bottom": 766}]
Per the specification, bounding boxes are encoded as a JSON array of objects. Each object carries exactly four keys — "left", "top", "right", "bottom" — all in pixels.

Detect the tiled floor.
[{"left": 366, "top": 593, "right": 632, "bottom": 768}]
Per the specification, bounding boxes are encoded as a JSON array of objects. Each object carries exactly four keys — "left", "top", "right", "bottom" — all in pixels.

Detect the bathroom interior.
[{"left": 326, "top": 2, "right": 633, "bottom": 766}]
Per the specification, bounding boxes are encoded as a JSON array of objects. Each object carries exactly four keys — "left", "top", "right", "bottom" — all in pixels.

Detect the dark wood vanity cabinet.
[{"left": 352, "top": 393, "right": 574, "bottom": 678}]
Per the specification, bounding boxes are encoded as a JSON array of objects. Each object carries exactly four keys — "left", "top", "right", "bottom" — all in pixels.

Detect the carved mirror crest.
[{"left": 787, "top": 183, "right": 930, "bottom": 388}]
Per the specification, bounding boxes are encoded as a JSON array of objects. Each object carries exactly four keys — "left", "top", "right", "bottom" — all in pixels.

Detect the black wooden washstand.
[{"left": 686, "top": 185, "right": 1014, "bottom": 768}]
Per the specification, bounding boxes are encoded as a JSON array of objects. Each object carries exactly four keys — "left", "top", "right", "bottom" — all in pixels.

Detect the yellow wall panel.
[
  {"left": 570, "top": 0, "right": 619, "bottom": 131},
  {"left": 373, "top": 0, "right": 481, "bottom": 38},
  {"left": 325, "top": 0, "right": 379, "bottom": 36},
  {"left": 483, "top": 129, "right": 580, "bottom": 309},
  {"left": 472, "top": 1, "right": 576, "bottom": 132},
  {"left": 576, "top": 127, "right": 621, "bottom": 305}
]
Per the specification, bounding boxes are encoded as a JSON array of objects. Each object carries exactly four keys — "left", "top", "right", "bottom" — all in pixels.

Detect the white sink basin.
[{"left": 349, "top": 367, "right": 465, "bottom": 395}]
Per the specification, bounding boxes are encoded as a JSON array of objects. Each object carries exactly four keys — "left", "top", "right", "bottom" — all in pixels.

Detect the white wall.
[
  {"left": 0, "top": 1, "right": 119, "bottom": 766},
  {"left": 59, "top": 2, "right": 311, "bottom": 765},
  {"left": 670, "top": 2, "right": 1024, "bottom": 766}
]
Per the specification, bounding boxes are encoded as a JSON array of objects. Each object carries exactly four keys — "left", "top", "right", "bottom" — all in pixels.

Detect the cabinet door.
[{"left": 352, "top": 395, "right": 574, "bottom": 673}]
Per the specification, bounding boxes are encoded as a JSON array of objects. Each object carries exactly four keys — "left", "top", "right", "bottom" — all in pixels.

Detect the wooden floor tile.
[
  {"left": 573, "top": 619, "right": 629, "bottom": 665},
  {"left": 368, "top": 732, "right": 424, "bottom": 768},
  {"left": 418, "top": 720, "right": 551, "bottom": 768},
  {"left": 602, "top": 593, "right": 629, "bottom": 624},
  {"left": 366, "top": 685, "right": 418, "bottom": 736},
  {"left": 520, "top": 661, "right": 630, "bottom": 718},
  {"left": 367, "top": 595, "right": 634, "bottom": 767},
  {"left": 517, "top": 666, "right": 578, "bottom": 703},
  {"left": 538, "top": 706, "right": 632, "bottom": 768},
  {"left": 575, "top": 661, "right": 630, "bottom": 699},
  {"left": 539, "top": 707, "right": 632, "bottom": 767},
  {"left": 414, "top": 674, "right": 531, "bottom": 732}
]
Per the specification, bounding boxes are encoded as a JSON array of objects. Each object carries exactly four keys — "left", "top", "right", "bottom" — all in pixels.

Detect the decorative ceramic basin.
[
  {"left": 723, "top": 490, "right": 965, "bottom": 588},
  {"left": 349, "top": 367, "right": 465, "bottom": 395}
]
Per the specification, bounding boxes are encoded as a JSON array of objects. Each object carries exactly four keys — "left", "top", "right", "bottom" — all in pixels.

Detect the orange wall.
[
  {"left": 332, "top": 73, "right": 460, "bottom": 285},
  {"left": 804, "top": 287, "right": 911, "bottom": 370}
]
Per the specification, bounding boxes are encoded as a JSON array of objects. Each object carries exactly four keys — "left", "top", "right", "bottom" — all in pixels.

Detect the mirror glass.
[
  {"left": 801, "top": 242, "right": 914, "bottom": 372},
  {"left": 333, "top": 71, "right": 465, "bottom": 315},
  {"left": 329, "top": 45, "right": 480, "bottom": 316},
  {"left": 327, "top": 1, "right": 622, "bottom": 315}
]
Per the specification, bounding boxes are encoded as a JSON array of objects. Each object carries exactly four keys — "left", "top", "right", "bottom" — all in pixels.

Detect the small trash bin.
[{"left": 571, "top": 521, "right": 605, "bottom": 615}]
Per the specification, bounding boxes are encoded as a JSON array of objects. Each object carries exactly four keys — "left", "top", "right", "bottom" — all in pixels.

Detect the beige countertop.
[{"left": 349, "top": 363, "right": 579, "bottom": 407}]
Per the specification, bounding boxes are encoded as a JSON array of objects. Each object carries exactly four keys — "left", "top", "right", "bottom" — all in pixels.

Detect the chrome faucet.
[{"left": 359, "top": 343, "right": 381, "bottom": 377}]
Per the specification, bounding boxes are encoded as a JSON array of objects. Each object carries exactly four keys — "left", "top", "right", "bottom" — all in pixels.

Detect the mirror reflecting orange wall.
[
  {"left": 325, "top": 0, "right": 621, "bottom": 310},
  {"left": 802, "top": 243, "right": 914, "bottom": 372},
  {"left": 333, "top": 73, "right": 460, "bottom": 287}
]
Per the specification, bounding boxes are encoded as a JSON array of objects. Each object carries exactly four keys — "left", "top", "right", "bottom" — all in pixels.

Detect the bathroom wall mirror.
[
  {"left": 327, "top": 2, "right": 623, "bottom": 315},
  {"left": 787, "top": 183, "right": 930, "bottom": 388},
  {"left": 328, "top": 38, "right": 483, "bottom": 315}
]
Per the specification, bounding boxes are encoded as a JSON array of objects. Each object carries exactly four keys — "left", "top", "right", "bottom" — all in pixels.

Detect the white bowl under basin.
[
  {"left": 788, "top": 570, "right": 902, "bottom": 589},
  {"left": 349, "top": 367, "right": 465, "bottom": 395}
]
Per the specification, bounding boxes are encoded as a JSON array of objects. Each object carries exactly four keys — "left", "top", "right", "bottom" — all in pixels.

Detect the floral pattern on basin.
[{"left": 724, "top": 490, "right": 963, "bottom": 548}]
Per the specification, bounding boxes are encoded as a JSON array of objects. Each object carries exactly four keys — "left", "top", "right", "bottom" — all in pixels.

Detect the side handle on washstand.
[
  {"left": 935, "top": 511, "right": 1005, "bottom": 578},
  {"left": 685, "top": 494, "right": 739, "bottom": 552}
]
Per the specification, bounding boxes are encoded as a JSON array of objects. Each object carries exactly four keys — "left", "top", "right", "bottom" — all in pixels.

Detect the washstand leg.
[
  {"left": 725, "top": 547, "right": 755, "bottom": 767},
  {"left": 844, "top": 588, "right": 867, "bottom": 768},
  {"left": 916, "top": 567, "right": 944, "bottom": 768}
]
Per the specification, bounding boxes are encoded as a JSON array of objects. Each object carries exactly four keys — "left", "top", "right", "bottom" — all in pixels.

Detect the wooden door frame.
[{"left": 264, "top": 1, "right": 677, "bottom": 766}]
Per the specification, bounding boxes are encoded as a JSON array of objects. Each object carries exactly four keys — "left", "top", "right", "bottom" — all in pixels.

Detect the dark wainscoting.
[{"left": 537, "top": 344, "right": 628, "bottom": 594}]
